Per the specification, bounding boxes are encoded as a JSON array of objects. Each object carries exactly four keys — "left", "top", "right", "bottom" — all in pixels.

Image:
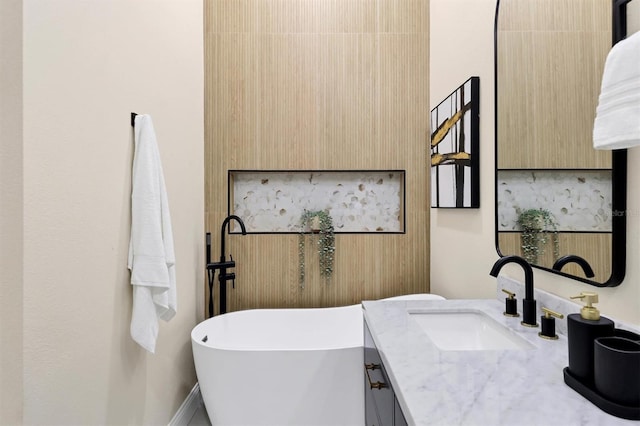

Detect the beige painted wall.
[
  {"left": 1, "top": 0, "right": 204, "bottom": 424},
  {"left": 431, "top": 0, "right": 640, "bottom": 325},
  {"left": 0, "top": 0, "right": 24, "bottom": 424}
]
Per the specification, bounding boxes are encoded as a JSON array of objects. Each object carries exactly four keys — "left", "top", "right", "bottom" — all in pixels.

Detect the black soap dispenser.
[{"left": 567, "top": 292, "right": 614, "bottom": 384}]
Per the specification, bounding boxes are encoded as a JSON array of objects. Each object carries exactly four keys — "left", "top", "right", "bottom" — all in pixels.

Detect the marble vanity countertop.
[{"left": 362, "top": 298, "right": 639, "bottom": 426}]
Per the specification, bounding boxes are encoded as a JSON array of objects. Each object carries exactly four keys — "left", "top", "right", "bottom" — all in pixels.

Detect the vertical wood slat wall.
[
  {"left": 204, "top": 0, "right": 430, "bottom": 314},
  {"left": 498, "top": 233, "right": 612, "bottom": 283},
  {"left": 496, "top": 0, "right": 613, "bottom": 284},
  {"left": 497, "top": 0, "right": 611, "bottom": 169}
]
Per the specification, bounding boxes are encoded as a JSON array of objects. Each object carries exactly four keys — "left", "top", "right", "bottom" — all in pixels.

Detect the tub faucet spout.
[
  {"left": 206, "top": 215, "right": 247, "bottom": 316},
  {"left": 220, "top": 215, "right": 247, "bottom": 262},
  {"left": 490, "top": 255, "right": 538, "bottom": 327}
]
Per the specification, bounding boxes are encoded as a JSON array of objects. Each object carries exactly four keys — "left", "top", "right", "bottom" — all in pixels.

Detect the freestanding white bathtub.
[
  {"left": 191, "top": 304, "right": 365, "bottom": 426},
  {"left": 191, "top": 294, "right": 445, "bottom": 426}
]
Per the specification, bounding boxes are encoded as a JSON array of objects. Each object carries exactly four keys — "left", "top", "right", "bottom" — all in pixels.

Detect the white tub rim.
[
  {"left": 191, "top": 295, "right": 445, "bottom": 352},
  {"left": 191, "top": 304, "right": 363, "bottom": 352}
]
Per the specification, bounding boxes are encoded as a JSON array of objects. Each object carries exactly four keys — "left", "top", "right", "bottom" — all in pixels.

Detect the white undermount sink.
[{"left": 408, "top": 309, "right": 534, "bottom": 351}]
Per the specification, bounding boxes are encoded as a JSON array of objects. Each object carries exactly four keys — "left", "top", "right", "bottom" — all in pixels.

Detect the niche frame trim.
[{"left": 227, "top": 169, "right": 407, "bottom": 235}]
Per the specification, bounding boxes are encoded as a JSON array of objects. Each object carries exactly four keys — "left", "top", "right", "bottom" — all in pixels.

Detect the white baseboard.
[{"left": 168, "top": 382, "right": 203, "bottom": 426}]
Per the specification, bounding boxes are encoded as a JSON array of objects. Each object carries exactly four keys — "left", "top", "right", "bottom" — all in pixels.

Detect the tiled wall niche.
[
  {"left": 497, "top": 170, "right": 612, "bottom": 232},
  {"left": 229, "top": 170, "right": 405, "bottom": 233}
]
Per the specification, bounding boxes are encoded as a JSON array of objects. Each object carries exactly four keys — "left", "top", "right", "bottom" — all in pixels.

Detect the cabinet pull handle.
[{"left": 365, "top": 363, "right": 388, "bottom": 390}]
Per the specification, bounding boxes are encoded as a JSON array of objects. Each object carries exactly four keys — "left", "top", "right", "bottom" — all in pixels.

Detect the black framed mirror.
[{"left": 494, "top": 0, "right": 629, "bottom": 287}]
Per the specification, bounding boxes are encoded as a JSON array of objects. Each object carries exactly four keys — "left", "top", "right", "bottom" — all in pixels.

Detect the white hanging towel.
[
  {"left": 593, "top": 30, "right": 640, "bottom": 150},
  {"left": 128, "top": 114, "right": 177, "bottom": 353}
]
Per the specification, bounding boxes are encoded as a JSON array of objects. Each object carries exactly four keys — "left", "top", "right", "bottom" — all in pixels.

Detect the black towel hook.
[{"left": 131, "top": 112, "right": 137, "bottom": 127}]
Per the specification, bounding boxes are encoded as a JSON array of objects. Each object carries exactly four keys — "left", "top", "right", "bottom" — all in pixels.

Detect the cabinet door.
[
  {"left": 364, "top": 347, "right": 393, "bottom": 425},
  {"left": 364, "top": 322, "right": 394, "bottom": 425},
  {"left": 365, "top": 366, "right": 382, "bottom": 426},
  {"left": 394, "top": 396, "right": 408, "bottom": 426}
]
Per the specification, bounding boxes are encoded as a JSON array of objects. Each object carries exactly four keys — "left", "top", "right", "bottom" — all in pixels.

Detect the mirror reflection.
[{"left": 495, "top": 0, "right": 626, "bottom": 286}]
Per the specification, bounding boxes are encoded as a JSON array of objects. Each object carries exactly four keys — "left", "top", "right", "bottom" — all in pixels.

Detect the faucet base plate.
[{"left": 538, "top": 332, "right": 559, "bottom": 340}]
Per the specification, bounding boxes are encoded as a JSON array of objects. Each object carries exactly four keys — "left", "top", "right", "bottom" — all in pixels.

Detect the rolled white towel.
[{"left": 593, "top": 30, "right": 640, "bottom": 150}]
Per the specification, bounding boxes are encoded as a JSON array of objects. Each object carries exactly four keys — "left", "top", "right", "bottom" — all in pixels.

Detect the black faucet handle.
[
  {"left": 538, "top": 307, "right": 564, "bottom": 340},
  {"left": 227, "top": 272, "right": 236, "bottom": 288},
  {"left": 502, "top": 289, "right": 520, "bottom": 318}
]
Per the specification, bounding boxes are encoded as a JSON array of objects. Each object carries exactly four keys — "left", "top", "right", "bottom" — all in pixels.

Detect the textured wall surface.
[
  {"left": 17, "top": 1, "right": 204, "bottom": 424},
  {"left": 431, "top": 0, "right": 640, "bottom": 325},
  {"left": 0, "top": 0, "right": 23, "bottom": 424},
  {"left": 232, "top": 171, "right": 404, "bottom": 232},
  {"left": 205, "top": 0, "right": 430, "bottom": 312},
  {"left": 497, "top": 170, "right": 612, "bottom": 232}
]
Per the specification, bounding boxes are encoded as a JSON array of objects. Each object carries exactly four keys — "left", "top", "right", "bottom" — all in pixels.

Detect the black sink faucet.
[
  {"left": 552, "top": 255, "right": 595, "bottom": 278},
  {"left": 490, "top": 255, "right": 538, "bottom": 327},
  {"left": 206, "top": 215, "right": 247, "bottom": 316}
]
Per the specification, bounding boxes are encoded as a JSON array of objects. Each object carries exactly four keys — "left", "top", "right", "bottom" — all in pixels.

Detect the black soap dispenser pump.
[{"left": 567, "top": 292, "right": 614, "bottom": 384}]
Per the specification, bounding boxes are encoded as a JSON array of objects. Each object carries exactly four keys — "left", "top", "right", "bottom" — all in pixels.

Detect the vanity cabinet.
[
  {"left": 393, "top": 397, "right": 407, "bottom": 426},
  {"left": 364, "top": 321, "right": 408, "bottom": 426}
]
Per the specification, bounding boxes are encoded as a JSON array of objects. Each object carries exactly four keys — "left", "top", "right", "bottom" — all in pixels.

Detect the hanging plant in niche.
[
  {"left": 298, "top": 210, "right": 335, "bottom": 288},
  {"left": 516, "top": 208, "right": 560, "bottom": 265}
]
